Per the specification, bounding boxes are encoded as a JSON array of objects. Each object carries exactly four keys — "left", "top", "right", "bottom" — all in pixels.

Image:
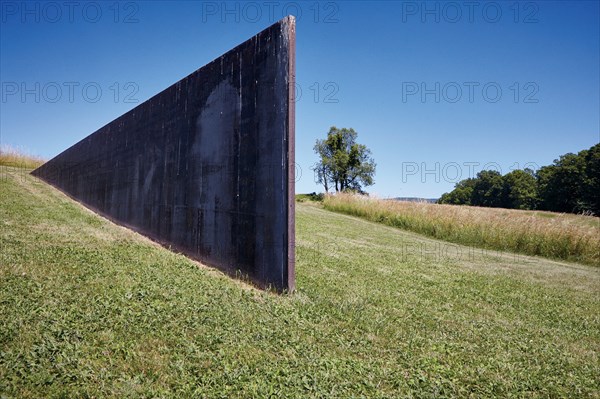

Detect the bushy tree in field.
[{"left": 313, "top": 127, "right": 376, "bottom": 193}]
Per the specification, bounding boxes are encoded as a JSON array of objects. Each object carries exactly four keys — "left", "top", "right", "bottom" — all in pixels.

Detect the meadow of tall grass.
[
  {"left": 324, "top": 193, "right": 600, "bottom": 266},
  {"left": 0, "top": 145, "right": 45, "bottom": 169}
]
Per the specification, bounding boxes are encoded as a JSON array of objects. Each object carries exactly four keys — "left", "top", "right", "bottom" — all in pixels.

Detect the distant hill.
[{"left": 390, "top": 197, "right": 438, "bottom": 203}]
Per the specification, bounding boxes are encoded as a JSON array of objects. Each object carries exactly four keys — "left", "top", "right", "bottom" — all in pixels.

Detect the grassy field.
[
  {"left": 324, "top": 194, "right": 600, "bottom": 267},
  {"left": 0, "top": 145, "right": 44, "bottom": 169},
  {"left": 1, "top": 167, "right": 599, "bottom": 398}
]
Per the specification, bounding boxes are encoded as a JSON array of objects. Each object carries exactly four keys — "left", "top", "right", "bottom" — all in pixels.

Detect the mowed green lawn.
[{"left": 1, "top": 166, "right": 599, "bottom": 398}]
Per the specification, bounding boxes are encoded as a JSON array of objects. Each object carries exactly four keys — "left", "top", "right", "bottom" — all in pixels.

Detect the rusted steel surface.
[{"left": 32, "top": 17, "right": 296, "bottom": 291}]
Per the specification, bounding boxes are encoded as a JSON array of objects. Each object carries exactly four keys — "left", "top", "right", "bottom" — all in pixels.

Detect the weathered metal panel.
[{"left": 32, "top": 17, "right": 296, "bottom": 291}]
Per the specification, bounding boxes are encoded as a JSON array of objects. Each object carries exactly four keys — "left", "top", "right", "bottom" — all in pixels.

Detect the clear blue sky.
[{"left": 1, "top": 1, "right": 598, "bottom": 198}]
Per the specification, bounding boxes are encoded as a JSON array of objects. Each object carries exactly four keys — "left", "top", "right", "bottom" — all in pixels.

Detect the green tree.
[
  {"left": 471, "top": 170, "right": 504, "bottom": 207},
  {"left": 438, "top": 178, "right": 476, "bottom": 205},
  {"left": 502, "top": 169, "right": 538, "bottom": 209},
  {"left": 581, "top": 143, "right": 600, "bottom": 214},
  {"left": 537, "top": 152, "right": 587, "bottom": 213},
  {"left": 313, "top": 127, "right": 376, "bottom": 193},
  {"left": 437, "top": 142, "right": 599, "bottom": 214}
]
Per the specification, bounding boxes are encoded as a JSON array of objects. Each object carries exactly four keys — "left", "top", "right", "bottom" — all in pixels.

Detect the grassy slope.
[{"left": 1, "top": 167, "right": 599, "bottom": 398}]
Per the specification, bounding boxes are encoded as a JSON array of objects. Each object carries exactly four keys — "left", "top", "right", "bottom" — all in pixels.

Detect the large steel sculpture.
[{"left": 32, "top": 17, "right": 296, "bottom": 291}]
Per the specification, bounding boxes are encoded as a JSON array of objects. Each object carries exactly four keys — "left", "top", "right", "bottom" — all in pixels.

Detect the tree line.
[{"left": 438, "top": 143, "right": 600, "bottom": 215}]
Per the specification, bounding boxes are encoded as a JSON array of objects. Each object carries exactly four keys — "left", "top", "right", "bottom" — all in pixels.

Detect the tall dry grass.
[
  {"left": 324, "top": 193, "right": 600, "bottom": 266},
  {"left": 0, "top": 145, "right": 45, "bottom": 169}
]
